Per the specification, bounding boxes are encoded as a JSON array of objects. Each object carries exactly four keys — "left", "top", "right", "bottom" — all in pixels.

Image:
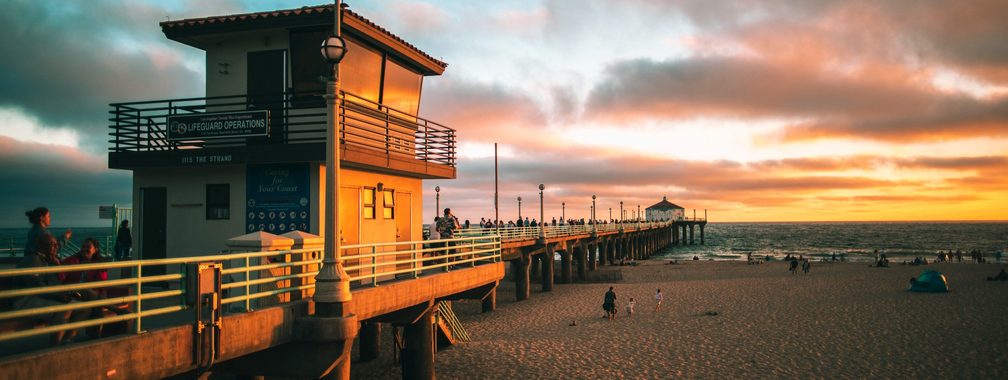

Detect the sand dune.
[{"left": 351, "top": 261, "right": 1008, "bottom": 379}]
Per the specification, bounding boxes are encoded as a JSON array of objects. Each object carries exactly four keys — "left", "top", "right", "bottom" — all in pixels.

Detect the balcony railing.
[{"left": 108, "top": 91, "right": 455, "bottom": 167}]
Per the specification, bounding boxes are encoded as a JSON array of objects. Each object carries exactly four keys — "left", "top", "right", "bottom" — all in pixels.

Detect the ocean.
[{"left": 657, "top": 222, "right": 1008, "bottom": 263}]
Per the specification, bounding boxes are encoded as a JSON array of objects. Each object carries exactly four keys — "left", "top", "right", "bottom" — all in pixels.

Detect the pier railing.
[
  {"left": 108, "top": 90, "right": 456, "bottom": 167},
  {"left": 0, "top": 235, "right": 498, "bottom": 344},
  {"left": 457, "top": 221, "right": 673, "bottom": 242}
]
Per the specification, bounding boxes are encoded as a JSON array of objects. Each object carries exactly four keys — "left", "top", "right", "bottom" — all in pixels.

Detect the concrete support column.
[
  {"left": 359, "top": 321, "right": 381, "bottom": 362},
  {"left": 512, "top": 256, "right": 530, "bottom": 301},
  {"left": 700, "top": 224, "right": 705, "bottom": 245},
  {"left": 588, "top": 243, "right": 598, "bottom": 271},
  {"left": 401, "top": 308, "right": 435, "bottom": 380},
  {"left": 576, "top": 244, "right": 587, "bottom": 281},
  {"left": 540, "top": 250, "right": 554, "bottom": 292},
  {"left": 672, "top": 226, "right": 678, "bottom": 245},
  {"left": 689, "top": 225, "right": 695, "bottom": 245},
  {"left": 681, "top": 225, "right": 687, "bottom": 245},
  {"left": 529, "top": 253, "right": 540, "bottom": 281},
  {"left": 560, "top": 250, "right": 573, "bottom": 284}
]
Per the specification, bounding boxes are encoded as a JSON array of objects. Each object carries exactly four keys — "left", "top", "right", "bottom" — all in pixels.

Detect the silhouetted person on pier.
[
  {"left": 16, "top": 234, "right": 88, "bottom": 345},
  {"left": 24, "top": 207, "right": 71, "bottom": 257},
  {"left": 603, "top": 287, "right": 617, "bottom": 320},
  {"left": 114, "top": 219, "right": 132, "bottom": 261}
]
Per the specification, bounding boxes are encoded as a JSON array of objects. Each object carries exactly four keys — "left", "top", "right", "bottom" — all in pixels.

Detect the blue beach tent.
[{"left": 909, "top": 270, "right": 949, "bottom": 292}]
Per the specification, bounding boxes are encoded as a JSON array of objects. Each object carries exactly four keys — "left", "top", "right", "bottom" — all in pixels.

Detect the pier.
[{"left": 0, "top": 223, "right": 679, "bottom": 379}]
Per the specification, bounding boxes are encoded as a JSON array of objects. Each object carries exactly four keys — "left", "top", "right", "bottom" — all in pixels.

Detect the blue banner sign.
[
  {"left": 246, "top": 163, "right": 310, "bottom": 234},
  {"left": 167, "top": 110, "right": 268, "bottom": 140}
]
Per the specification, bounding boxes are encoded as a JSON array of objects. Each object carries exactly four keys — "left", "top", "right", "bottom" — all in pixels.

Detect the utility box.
[{"left": 187, "top": 262, "right": 222, "bottom": 372}]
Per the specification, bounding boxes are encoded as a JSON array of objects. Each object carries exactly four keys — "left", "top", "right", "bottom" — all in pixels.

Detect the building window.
[
  {"left": 206, "top": 184, "right": 230, "bottom": 220},
  {"left": 363, "top": 187, "right": 376, "bottom": 219},
  {"left": 382, "top": 189, "right": 395, "bottom": 219}
]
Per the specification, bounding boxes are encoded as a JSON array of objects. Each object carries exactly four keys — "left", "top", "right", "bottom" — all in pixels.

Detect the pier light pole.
[
  {"left": 318, "top": 3, "right": 349, "bottom": 306},
  {"left": 562, "top": 202, "right": 565, "bottom": 222},
  {"left": 538, "top": 184, "right": 545, "bottom": 242},
  {"left": 638, "top": 204, "right": 641, "bottom": 227},
  {"left": 517, "top": 196, "right": 522, "bottom": 221},
  {"left": 591, "top": 195, "right": 597, "bottom": 234},
  {"left": 619, "top": 201, "right": 624, "bottom": 231},
  {"left": 313, "top": 4, "right": 357, "bottom": 377},
  {"left": 435, "top": 186, "right": 440, "bottom": 216},
  {"left": 609, "top": 207, "right": 612, "bottom": 222}
]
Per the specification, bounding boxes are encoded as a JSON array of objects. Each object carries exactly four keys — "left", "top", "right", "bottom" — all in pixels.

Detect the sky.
[{"left": 0, "top": 0, "right": 1006, "bottom": 227}]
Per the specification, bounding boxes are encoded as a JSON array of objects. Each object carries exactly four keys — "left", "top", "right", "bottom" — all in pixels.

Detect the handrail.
[
  {"left": 0, "top": 234, "right": 500, "bottom": 344},
  {"left": 107, "top": 90, "right": 456, "bottom": 167},
  {"left": 456, "top": 221, "right": 674, "bottom": 243}
]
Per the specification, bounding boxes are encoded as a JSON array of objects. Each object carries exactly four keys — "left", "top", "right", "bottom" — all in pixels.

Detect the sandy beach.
[{"left": 350, "top": 260, "right": 1008, "bottom": 379}]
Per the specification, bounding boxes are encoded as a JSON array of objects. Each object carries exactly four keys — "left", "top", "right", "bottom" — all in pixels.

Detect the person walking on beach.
[
  {"left": 654, "top": 288, "right": 663, "bottom": 312},
  {"left": 789, "top": 258, "right": 799, "bottom": 275},
  {"left": 603, "top": 286, "right": 617, "bottom": 320},
  {"left": 626, "top": 297, "right": 636, "bottom": 317},
  {"left": 802, "top": 259, "right": 811, "bottom": 274}
]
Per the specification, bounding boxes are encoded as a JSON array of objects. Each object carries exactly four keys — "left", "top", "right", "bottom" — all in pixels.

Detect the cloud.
[
  {"left": 0, "top": 0, "right": 211, "bottom": 151},
  {"left": 0, "top": 135, "right": 131, "bottom": 228}
]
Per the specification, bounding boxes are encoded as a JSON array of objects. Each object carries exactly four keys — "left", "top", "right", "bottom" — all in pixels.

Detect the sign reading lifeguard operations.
[{"left": 167, "top": 110, "right": 268, "bottom": 140}]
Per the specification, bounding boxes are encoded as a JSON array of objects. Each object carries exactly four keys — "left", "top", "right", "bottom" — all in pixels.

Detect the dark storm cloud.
[
  {"left": 0, "top": 136, "right": 131, "bottom": 228},
  {"left": 0, "top": 0, "right": 235, "bottom": 150}
]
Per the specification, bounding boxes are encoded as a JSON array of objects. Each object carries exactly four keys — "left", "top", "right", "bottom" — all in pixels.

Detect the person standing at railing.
[
  {"left": 114, "top": 220, "right": 132, "bottom": 261},
  {"left": 437, "top": 208, "right": 461, "bottom": 266},
  {"left": 23, "top": 207, "right": 72, "bottom": 258},
  {"left": 15, "top": 234, "right": 88, "bottom": 345}
]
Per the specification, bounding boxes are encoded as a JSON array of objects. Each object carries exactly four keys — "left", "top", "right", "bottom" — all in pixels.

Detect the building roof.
[
  {"left": 646, "top": 196, "right": 684, "bottom": 210},
  {"left": 160, "top": 4, "right": 447, "bottom": 75}
]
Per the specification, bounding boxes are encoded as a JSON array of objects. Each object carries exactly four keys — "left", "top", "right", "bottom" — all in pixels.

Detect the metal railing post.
[
  {"left": 135, "top": 261, "right": 143, "bottom": 334},
  {"left": 244, "top": 256, "right": 251, "bottom": 312},
  {"left": 414, "top": 242, "right": 420, "bottom": 278},
  {"left": 371, "top": 245, "right": 378, "bottom": 287}
]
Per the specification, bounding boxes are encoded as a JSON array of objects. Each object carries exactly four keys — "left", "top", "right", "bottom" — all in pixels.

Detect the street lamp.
[
  {"left": 538, "top": 184, "right": 545, "bottom": 240},
  {"left": 591, "top": 195, "right": 596, "bottom": 233},
  {"left": 638, "top": 204, "right": 641, "bottom": 227},
  {"left": 609, "top": 207, "right": 612, "bottom": 221},
  {"left": 561, "top": 202, "right": 565, "bottom": 222},
  {"left": 619, "top": 201, "right": 624, "bottom": 223},
  {"left": 317, "top": 0, "right": 352, "bottom": 316},
  {"left": 435, "top": 186, "right": 440, "bottom": 217},
  {"left": 517, "top": 196, "right": 522, "bottom": 221}
]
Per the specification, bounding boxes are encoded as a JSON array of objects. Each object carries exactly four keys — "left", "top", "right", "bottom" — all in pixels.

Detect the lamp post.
[
  {"left": 609, "top": 207, "right": 612, "bottom": 222},
  {"left": 561, "top": 202, "right": 565, "bottom": 223},
  {"left": 591, "top": 195, "right": 597, "bottom": 234},
  {"left": 435, "top": 186, "right": 440, "bottom": 217},
  {"left": 538, "top": 184, "right": 545, "bottom": 241},
  {"left": 313, "top": 5, "right": 356, "bottom": 370},
  {"left": 317, "top": 1, "right": 350, "bottom": 308},
  {"left": 638, "top": 204, "right": 641, "bottom": 226},
  {"left": 517, "top": 196, "right": 522, "bottom": 221}
]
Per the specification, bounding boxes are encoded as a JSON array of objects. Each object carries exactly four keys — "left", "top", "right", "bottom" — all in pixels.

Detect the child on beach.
[
  {"left": 654, "top": 289, "right": 663, "bottom": 312},
  {"left": 626, "top": 297, "right": 636, "bottom": 317}
]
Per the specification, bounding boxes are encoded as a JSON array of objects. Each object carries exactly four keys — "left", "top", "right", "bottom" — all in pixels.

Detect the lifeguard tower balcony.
[{"left": 108, "top": 5, "right": 455, "bottom": 180}]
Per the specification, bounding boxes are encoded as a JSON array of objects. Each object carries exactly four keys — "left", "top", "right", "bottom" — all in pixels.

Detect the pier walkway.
[{"left": 0, "top": 221, "right": 700, "bottom": 379}]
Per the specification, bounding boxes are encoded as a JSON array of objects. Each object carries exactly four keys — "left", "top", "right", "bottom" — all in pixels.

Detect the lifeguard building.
[
  {"left": 108, "top": 5, "right": 454, "bottom": 260},
  {"left": 645, "top": 196, "right": 685, "bottom": 221}
]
